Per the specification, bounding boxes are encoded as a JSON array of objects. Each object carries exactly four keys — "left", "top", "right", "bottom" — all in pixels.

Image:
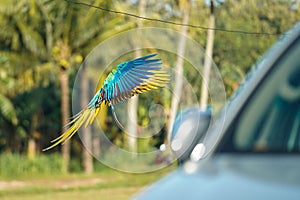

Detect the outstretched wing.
[{"left": 102, "top": 54, "right": 169, "bottom": 105}]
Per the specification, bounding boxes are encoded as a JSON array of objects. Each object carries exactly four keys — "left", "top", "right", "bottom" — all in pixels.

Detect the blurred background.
[{"left": 0, "top": 0, "right": 299, "bottom": 199}]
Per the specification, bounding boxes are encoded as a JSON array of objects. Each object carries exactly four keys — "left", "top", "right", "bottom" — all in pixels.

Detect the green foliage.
[
  {"left": 0, "top": 0, "right": 299, "bottom": 172},
  {"left": 0, "top": 153, "right": 64, "bottom": 178},
  {"left": 0, "top": 153, "right": 115, "bottom": 178},
  {"left": 213, "top": 0, "right": 299, "bottom": 95},
  {"left": 137, "top": 138, "right": 156, "bottom": 153},
  {"left": 0, "top": 94, "right": 18, "bottom": 125}
]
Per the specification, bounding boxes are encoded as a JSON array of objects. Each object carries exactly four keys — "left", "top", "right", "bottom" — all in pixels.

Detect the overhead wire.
[{"left": 65, "top": 0, "right": 281, "bottom": 36}]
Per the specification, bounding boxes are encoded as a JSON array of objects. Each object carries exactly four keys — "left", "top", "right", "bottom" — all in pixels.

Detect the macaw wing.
[{"left": 104, "top": 54, "right": 169, "bottom": 105}]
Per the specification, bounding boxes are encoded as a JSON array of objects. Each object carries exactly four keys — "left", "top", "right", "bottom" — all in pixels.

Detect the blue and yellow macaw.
[{"left": 43, "top": 54, "right": 169, "bottom": 151}]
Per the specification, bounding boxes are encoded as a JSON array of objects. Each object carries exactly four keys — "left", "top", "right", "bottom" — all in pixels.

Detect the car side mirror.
[{"left": 171, "top": 106, "right": 212, "bottom": 164}]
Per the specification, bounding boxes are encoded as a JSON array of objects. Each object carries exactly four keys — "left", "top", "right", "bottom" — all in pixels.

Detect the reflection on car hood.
[{"left": 132, "top": 154, "right": 300, "bottom": 200}]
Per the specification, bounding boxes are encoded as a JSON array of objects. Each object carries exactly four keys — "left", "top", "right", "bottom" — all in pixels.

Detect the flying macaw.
[{"left": 43, "top": 54, "right": 169, "bottom": 151}]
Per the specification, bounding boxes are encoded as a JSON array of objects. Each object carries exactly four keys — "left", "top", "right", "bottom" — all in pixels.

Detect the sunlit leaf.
[{"left": 0, "top": 93, "right": 18, "bottom": 125}]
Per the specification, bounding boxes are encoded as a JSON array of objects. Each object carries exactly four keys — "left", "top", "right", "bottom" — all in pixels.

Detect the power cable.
[{"left": 66, "top": 0, "right": 281, "bottom": 36}]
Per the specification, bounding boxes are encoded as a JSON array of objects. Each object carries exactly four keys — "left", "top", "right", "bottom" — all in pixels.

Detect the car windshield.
[{"left": 221, "top": 36, "right": 300, "bottom": 153}]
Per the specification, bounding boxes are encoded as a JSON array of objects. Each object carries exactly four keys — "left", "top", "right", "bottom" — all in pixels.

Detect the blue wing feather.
[{"left": 102, "top": 54, "right": 168, "bottom": 104}]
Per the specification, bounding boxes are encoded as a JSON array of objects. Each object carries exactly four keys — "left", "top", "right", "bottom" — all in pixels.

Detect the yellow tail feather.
[{"left": 43, "top": 107, "right": 99, "bottom": 151}]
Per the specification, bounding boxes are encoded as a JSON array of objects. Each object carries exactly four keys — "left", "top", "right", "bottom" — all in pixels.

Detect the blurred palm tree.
[
  {"left": 167, "top": 0, "right": 190, "bottom": 145},
  {"left": 0, "top": 0, "right": 134, "bottom": 171},
  {"left": 0, "top": 0, "right": 54, "bottom": 153}
]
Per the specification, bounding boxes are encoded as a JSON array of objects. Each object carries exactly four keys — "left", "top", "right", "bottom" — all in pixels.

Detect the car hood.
[{"left": 132, "top": 154, "right": 300, "bottom": 200}]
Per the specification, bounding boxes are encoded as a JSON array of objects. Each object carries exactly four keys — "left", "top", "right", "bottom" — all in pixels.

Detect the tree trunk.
[
  {"left": 92, "top": 76, "right": 108, "bottom": 158},
  {"left": 200, "top": 0, "right": 215, "bottom": 109},
  {"left": 81, "top": 64, "right": 93, "bottom": 174},
  {"left": 27, "top": 138, "right": 36, "bottom": 159},
  {"left": 127, "top": 96, "right": 138, "bottom": 153},
  {"left": 127, "top": 0, "right": 146, "bottom": 153},
  {"left": 27, "top": 112, "right": 38, "bottom": 160},
  {"left": 60, "top": 69, "right": 70, "bottom": 173},
  {"left": 167, "top": 1, "right": 190, "bottom": 145},
  {"left": 92, "top": 135, "right": 101, "bottom": 158}
]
